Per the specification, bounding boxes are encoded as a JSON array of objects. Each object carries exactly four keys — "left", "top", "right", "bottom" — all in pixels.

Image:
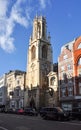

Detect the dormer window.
[{"left": 65, "top": 45, "right": 69, "bottom": 49}]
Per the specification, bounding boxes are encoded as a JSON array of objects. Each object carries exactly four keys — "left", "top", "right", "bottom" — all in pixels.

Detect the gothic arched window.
[
  {"left": 42, "top": 45, "right": 47, "bottom": 59},
  {"left": 31, "top": 46, "right": 36, "bottom": 60}
]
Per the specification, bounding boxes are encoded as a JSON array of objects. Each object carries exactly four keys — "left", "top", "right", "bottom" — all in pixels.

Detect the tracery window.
[{"left": 31, "top": 46, "right": 36, "bottom": 60}]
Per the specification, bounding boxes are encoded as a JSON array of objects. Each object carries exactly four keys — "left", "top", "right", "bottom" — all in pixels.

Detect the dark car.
[
  {"left": 40, "top": 107, "right": 69, "bottom": 121},
  {"left": 40, "top": 107, "right": 48, "bottom": 117},
  {"left": 4, "top": 108, "right": 16, "bottom": 114},
  {"left": 70, "top": 107, "right": 81, "bottom": 120},
  {"left": 24, "top": 108, "right": 38, "bottom": 116}
]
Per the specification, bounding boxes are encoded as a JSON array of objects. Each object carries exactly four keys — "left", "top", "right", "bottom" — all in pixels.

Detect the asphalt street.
[{"left": 0, "top": 113, "right": 81, "bottom": 130}]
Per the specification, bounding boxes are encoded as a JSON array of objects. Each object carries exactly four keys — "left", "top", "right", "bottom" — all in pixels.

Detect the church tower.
[{"left": 26, "top": 16, "right": 53, "bottom": 107}]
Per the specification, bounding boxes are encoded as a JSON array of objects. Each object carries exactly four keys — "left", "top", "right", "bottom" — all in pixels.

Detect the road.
[{"left": 0, "top": 113, "right": 81, "bottom": 130}]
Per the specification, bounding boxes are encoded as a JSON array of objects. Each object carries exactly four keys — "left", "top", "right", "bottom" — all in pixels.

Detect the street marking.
[
  {"left": 15, "top": 126, "right": 31, "bottom": 130},
  {"left": 60, "top": 121, "right": 81, "bottom": 126},
  {"left": 0, "top": 126, "right": 8, "bottom": 130},
  {"left": 10, "top": 115, "right": 23, "bottom": 119}
]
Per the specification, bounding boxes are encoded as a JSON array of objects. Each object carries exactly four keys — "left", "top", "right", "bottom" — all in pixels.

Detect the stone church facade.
[{"left": 25, "top": 16, "right": 58, "bottom": 108}]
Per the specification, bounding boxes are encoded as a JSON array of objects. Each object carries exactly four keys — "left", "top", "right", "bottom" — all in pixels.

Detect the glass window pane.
[
  {"left": 78, "top": 43, "right": 81, "bottom": 49},
  {"left": 78, "top": 58, "right": 81, "bottom": 65}
]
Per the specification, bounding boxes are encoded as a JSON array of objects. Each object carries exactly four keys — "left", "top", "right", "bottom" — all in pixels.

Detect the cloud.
[
  {"left": 39, "top": 0, "right": 46, "bottom": 9},
  {"left": 0, "top": 0, "right": 9, "bottom": 17},
  {"left": 68, "top": 13, "right": 72, "bottom": 18},
  {"left": 0, "top": 0, "right": 51, "bottom": 53},
  {"left": 0, "top": 0, "right": 31, "bottom": 53},
  {"left": 39, "top": 0, "right": 51, "bottom": 9}
]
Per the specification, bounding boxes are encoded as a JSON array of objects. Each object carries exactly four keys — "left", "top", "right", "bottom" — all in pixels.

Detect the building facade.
[
  {"left": 58, "top": 36, "right": 81, "bottom": 111},
  {"left": 73, "top": 36, "right": 81, "bottom": 106},
  {"left": 0, "top": 74, "right": 7, "bottom": 108},
  {"left": 26, "top": 16, "right": 53, "bottom": 108},
  {"left": 6, "top": 70, "right": 26, "bottom": 109}
]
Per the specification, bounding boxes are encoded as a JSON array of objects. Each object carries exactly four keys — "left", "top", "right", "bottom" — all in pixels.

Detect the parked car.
[
  {"left": 70, "top": 107, "right": 81, "bottom": 120},
  {"left": 17, "top": 108, "right": 24, "bottom": 115},
  {"left": 40, "top": 107, "right": 69, "bottom": 121},
  {"left": 40, "top": 107, "right": 48, "bottom": 117},
  {"left": 0, "top": 108, "right": 5, "bottom": 113},
  {"left": 24, "top": 108, "right": 38, "bottom": 116},
  {"left": 0, "top": 105, "right": 5, "bottom": 113},
  {"left": 4, "top": 108, "right": 16, "bottom": 114}
]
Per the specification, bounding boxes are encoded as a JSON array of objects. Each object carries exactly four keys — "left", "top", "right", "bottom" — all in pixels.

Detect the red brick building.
[{"left": 58, "top": 36, "right": 81, "bottom": 111}]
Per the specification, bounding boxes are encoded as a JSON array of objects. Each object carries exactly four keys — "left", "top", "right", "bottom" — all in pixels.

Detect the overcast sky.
[{"left": 0, "top": 0, "right": 81, "bottom": 76}]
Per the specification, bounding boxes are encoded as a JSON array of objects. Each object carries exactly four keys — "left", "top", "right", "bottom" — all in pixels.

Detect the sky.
[{"left": 0, "top": 0, "right": 81, "bottom": 76}]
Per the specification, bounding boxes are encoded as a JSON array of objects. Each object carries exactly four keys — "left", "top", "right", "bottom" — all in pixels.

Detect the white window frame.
[
  {"left": 67, "top": 64, "right": 71, "bottom": 70},
  {"left": 63, "top": 55, "right": 68, "bottom": 60},
  {"left": 61, "top": 88, "right": 66, "bottom": 97},
  {"left": 68, "top": 88, "right": 73, "bottom": 96}
]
